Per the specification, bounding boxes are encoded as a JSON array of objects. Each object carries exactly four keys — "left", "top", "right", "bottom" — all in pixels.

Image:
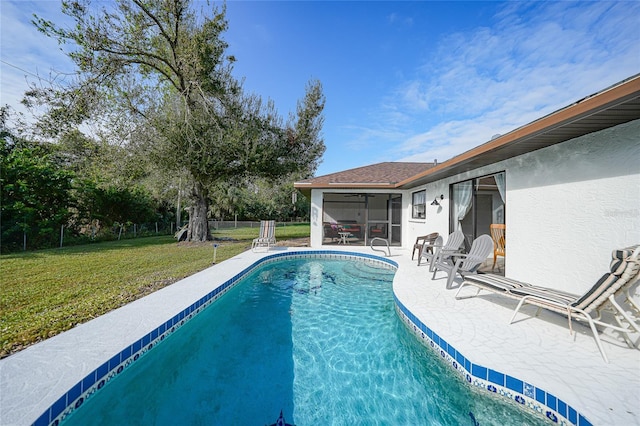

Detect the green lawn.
[{"left": 0, "top": 223, "right": 309, "bottom": 358}]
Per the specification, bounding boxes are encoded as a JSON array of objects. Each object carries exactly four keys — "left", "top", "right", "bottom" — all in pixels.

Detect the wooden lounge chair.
[
  {"left": 457, "top": 245, "right": 640, "bottom": 363},
  {"left": 252, "top": 220, "right": 277, "bottom": 251},
  {"left": 432, "top": 234, "right": 493, "bottom": 289},
  {"left": 420, "top": 230, "right": 465, "bottom": 272}
]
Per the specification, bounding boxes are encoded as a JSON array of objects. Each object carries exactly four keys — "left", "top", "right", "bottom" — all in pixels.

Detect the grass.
[{"left": 0, "top": 223, "right": 309, "bottom": 358}]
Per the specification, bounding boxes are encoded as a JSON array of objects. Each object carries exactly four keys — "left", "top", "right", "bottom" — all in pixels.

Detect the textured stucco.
[{"left": 505, "top": 119, "right": 640, "bottom": 293}]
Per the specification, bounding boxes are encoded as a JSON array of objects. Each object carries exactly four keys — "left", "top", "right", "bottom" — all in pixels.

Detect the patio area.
[
  {"left": 384, "top": 245, "right": 639, "bottom": 425},
  {"left": 1, "top": 245, "right": 637, "bottom": 425}
]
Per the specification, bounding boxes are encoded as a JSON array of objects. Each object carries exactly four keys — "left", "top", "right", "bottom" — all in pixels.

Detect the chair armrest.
[
  {"left": 450, "top": 253, "right": 468, "bottom": 259},
  {"left": 423, "top": 242, "right": 443, "bottom": 249}
]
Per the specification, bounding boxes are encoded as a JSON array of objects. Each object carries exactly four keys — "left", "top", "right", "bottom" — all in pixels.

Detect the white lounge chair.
[
  {"left": 432, "top": 234, "right": 493, "bottom": 289},
  {"left": 420, "top": 230, "right": 465, "bottom": 272},
  {"left": 251, "top": 220, "right": 277, "bottom": 251},
  {"left": 458, "top": 245, "right": 640, "bottom": 363}
]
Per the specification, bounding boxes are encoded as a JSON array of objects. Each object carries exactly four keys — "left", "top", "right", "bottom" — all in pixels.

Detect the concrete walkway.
[{"left": 1, "top": 246, "right": 638, "bottom": 425}]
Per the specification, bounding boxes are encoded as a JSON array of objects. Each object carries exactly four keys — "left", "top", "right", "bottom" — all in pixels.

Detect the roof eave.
[{"left": 397, "top": 74, "right": 640, "bottom": 188}]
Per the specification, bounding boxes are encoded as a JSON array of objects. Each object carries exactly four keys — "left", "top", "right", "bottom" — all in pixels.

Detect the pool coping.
[{"left": 1, "top": 246, "right": 637, "bottom": 425}]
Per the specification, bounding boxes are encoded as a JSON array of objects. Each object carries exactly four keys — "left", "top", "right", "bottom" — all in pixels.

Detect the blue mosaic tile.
[
  {"left": 82, "top": 371, "right": 96, "bottom": 391},
  {"left": 455, "top": 351, "right": 465, "bottom": 366},
  {"left": 67, "top": 382, "right": 82, "bottom": 403},
  {"left": 97, "top": 361, "right": 109, "bottom": 380},
  {"left": 535, "top": 387, "right": 545, "bottom": 404},
  {"left": 51, "top": 394, "right": 67, "bottom": 420},
  {"left": 123, "top": 345, "right": 134, "bottom": 361},
  {"left": 108, "top": 354, "right": 120, "bottom": 371},
  {"left": 547, "top": 393, "right": 557, "bottom": 411},
  {"left": 578, "top": 414, "right": 593, "bottom": 426},
  {"left": 488, "top": 369, "right": 504, "bottom": 386},
  {"left": 568, "top": 407, "right": 578, "bottom": 424},
  {"left": 432, "top": 332, "right": 441, "bottom": 347},
  {"left": 471, "top": 364, "right": 487, "bottom": 380},
  {"left": 506, "top": 376, "right": 523, "bottom": 393},
  {"left": 446, "top": 343, "right": 456, "bottom": 358},
  {"left": 33, "top": 410, "right": 50, "bottom": 426},
  {"left": 558, "top": 399, "right": 567, "bottom": 419},
  {"left": 132, "top": 339, "right": 142, "bottom": 354}
]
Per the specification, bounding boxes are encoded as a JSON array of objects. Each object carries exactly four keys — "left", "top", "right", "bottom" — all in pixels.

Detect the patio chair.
[
  {"left": 432, "top": 234, "right": 493, "bottom": 288},
  {"left": 420, "top": 230, "right": 465, "bottom": 271},
  {"left": 412, "top": 232, "right": 439, "bottom": 262},
  {"left": 457, "top": 245, "right": 640, "bottom": 363},
  {"left": 490, "top": 224, "right": 506, "bottom": 271},
  {"left": 252, "top": 220, "right": 277, "bottom": 251},
  {"left": 419, "top": 235, "right": 443, "bottom": 269}
]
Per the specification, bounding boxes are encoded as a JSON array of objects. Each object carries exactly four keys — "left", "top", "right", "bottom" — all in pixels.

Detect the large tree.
[{"left": 31, "top": 0, "right": 325, "bottom": 241}]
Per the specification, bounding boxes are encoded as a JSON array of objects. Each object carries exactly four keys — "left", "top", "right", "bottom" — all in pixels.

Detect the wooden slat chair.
[
  {"left": 490, "top": 224, "right": 506, "bottom": 271},
  {"left": 412, "top": 232, "right": 439, "bottom": 262}
]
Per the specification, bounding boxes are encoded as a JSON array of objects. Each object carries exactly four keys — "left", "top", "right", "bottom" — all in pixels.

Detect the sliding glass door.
[
  {"left": 322, "top": 193, "right": 402, "bottom": 246},
  {"left": 450, "top": 172, "right": 505, "bottom": 250}
]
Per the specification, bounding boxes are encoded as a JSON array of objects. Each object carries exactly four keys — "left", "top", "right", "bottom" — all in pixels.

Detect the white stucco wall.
[
  {"left": 506, "top": 119, "right": 640, "bottom": 293},
  {"left": 307, "top": 119, "right": 640, "bottom": 294}
]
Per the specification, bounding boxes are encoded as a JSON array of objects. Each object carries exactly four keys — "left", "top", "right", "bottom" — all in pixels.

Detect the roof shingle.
[{"left": 296, "top": 162, "right": 435, "bottom": 188}]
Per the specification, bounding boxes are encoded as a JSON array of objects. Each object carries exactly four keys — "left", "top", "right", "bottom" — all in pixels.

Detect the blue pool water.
[{"left": 64, "top": 258, "right": 547, "bottom": 425}]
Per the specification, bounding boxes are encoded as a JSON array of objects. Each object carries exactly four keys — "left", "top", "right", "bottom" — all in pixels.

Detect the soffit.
[{"left": 398, "top": 75, "right": 640, "bottom": 188}]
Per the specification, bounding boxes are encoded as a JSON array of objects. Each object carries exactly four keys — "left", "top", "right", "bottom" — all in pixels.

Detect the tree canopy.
[{"left": 29, "top": 0, "right": 325, "bottom": 241}]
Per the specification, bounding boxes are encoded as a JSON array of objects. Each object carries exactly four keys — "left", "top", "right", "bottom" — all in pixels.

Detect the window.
[{"left": 412, "top": 190, "right": 426, "bottom": 219}]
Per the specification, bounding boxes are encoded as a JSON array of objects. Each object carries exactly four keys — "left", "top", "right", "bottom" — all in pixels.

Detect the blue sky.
[{"left": 1, "top": 1, "right": 639, "bottom": 177}]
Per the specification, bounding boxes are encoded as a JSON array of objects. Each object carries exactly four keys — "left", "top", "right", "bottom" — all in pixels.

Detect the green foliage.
[
  {"left": 0, "top": 224, "right": 309, "bottom": 357},
  {"left": 74, "top": 180, "right": 157, "bottom": 227},
  {"left": 1, "top": 138, "right": 75, "bottom": 252}
]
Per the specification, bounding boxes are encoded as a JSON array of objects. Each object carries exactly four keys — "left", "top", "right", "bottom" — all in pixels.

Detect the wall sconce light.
[{"left": 431, "top": 194, "right": 444, "bottom": 206}]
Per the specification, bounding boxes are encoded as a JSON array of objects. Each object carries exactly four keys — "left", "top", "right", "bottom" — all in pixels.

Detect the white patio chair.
[
  {"left": 432, "top": 234, "right": 493, "bottom": 288},
  {"left": 252, "top": 220, "right": 277, "bottom": 251},
  {"left": 422, "top": 230, "right": 465, "bottom": 272}
]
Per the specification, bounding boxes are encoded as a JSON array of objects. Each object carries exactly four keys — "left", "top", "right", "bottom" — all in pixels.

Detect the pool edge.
[{"left": 26, "top": 250, "right": 395, "bottom": 426}]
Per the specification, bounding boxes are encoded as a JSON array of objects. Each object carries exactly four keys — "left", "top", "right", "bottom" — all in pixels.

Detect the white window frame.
[{"left": 412, "top": 190, "right": 426, "bottom": 219}]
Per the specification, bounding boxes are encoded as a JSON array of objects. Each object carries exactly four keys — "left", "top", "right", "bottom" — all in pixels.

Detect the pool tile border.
[
  {"left": 34, "top": 251, "right": 395, "bottom": 426},
  {"left": 394, "top": 296, "right": 593, "bottom": 426},
  {"left": 33, "top": 249, "right": 591, "bottom": 426}
]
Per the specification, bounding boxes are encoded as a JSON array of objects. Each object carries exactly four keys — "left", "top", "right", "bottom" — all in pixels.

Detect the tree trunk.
[{"left": 187, "top": 182, "right": 211, "bottom": 242}]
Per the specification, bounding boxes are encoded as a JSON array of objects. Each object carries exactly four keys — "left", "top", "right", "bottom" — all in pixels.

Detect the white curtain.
[
  {"left": 494, "top": 172, "right": 506, "bottom": 203},
  {"left": 453, "top": 181, "right": 473, "bottom": 231}
]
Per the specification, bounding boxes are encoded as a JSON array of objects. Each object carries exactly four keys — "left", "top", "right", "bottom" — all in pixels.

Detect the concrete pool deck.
[{"left": 1, "top": 245, "right": 638, "bottom": 425}]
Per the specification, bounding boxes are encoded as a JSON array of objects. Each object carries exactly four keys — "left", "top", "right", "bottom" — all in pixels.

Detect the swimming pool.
[{"left": 60, "top": 256, "right": 548, "bottom": 425}]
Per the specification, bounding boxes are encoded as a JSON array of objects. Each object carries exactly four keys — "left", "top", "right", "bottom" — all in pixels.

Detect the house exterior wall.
[
  {"left": 506, "top": 119, "right": 639, "bottom": 293},
  {"left": 309, "top": 119, "right": 639, "bottom": 294}
]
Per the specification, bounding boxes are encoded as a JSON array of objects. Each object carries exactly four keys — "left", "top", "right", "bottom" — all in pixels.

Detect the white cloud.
[
  {"left": 1, "top": 1, "right": 76, "bottom": 117},
  {"left": 381, "top": 1, "right": 640, "bottom": 163}
]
